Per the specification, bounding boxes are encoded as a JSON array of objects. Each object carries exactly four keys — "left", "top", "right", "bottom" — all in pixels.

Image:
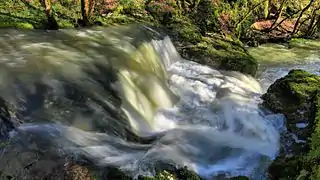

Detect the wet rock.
[
  {"left": 47, "top": 163, "right": 92, "bottom": 180},
  {"left": 166, "top": 19, "right": 257, "bottom": 76},
  {"left": 0, "top": 142, "right": 94, "bottom": 180},
  {"left": 261, "top": 69, "right": 320, "bottom": 179},
  {"left": 262, "top": 69, "right": 320, "bottom": 140},
  {"left": 0, "top": 98, "right": 15, "bottom": 140}
]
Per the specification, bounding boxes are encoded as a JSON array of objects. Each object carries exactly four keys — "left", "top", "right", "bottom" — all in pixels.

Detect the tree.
[
  {"left": 81, "top": 0, "right": 96, "bottom": 26},
  {"left": 292, "top": 0, "right": 315, "bottom": 35},
  {"left": 42, "top": 0, "right": 58, "bottom": 29},
  {"left": 268, "top": 0, "right": 288, "bottom": 31}
]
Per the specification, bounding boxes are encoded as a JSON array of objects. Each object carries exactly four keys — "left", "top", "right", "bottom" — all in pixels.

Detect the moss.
[
  {"left": 307, "top": 91, "right": 320, "bottom": 179},
  {"left": 166, "top": 17, "right": 202, "bottom": 43},
  {"left": 288, "top": 38, "right": 320, "bottom": 50},
  {"left": 136, "top": 166, "right": 202, "bottom": 180},
  {"left": 179, "top": 35, "right": 257, "bottom": 76},
  {"left": 262, "top": 69, "right": 320, "bottom": 179},
  {"left": 262, "top": 69, "right": 320, "bottom": 128},
  {"left": 57, "top": 19, "right": 75, "bottom": 28},
  {"left": 102, "top": 167, "right": 132, "bottom": 180}
]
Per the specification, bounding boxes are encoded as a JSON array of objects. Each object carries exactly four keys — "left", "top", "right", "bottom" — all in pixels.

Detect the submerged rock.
[{"left": 261, "top": 69, "right": 320, "bottom": 179}]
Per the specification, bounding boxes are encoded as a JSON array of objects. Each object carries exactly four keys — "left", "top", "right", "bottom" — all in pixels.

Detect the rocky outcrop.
[
  {"left": 261, "top": 69, "right": 320, "bottom": 179},
  {"left": 167, "top": 21, "right": 258, "bottom": 76},
  {"left": 0, "top": 98, "right": 15, "bottom": 140}
]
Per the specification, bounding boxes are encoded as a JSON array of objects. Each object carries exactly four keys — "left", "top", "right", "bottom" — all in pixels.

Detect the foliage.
[{"left": 1, "top": 0, "right": 319, "bottom": 39}]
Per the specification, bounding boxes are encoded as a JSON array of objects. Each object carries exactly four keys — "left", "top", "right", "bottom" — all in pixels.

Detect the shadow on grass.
[{"left": 0, "top": 0, "right": 78, "bottom": 29}]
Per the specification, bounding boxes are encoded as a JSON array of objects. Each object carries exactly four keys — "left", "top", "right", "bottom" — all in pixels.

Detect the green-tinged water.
[
  {"left": 3, "top": 25, "right": 319, "bottom": 180},
  {"left": 248, "top": 39, "right": 320, "bottom": 66}
]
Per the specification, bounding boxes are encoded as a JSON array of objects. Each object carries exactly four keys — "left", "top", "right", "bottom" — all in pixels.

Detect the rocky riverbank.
[
  {"left": 1, "top": 0, "right": 320, "bottom": 75},
  {"left": 0, "top": 0, "right": 320, "bottom": 179},
  {"left": 262, "top": 69, "right": 320, "bottom": 179}
]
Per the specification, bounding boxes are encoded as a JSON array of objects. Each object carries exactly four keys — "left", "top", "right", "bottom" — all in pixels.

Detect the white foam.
[{"left": 3, "top": 28, "right": 286, "bottom": 179}]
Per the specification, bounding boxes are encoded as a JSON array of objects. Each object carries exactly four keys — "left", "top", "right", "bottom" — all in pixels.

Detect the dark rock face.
[
  {"left": 261, "top": 69, "right": 320, "bottom": 179},
  {"left": 0, "top": 98, "right": 15, "bottom": 140},
  {"left": 0, "top": 25, "right": 255, "bottom": 180},
  {"left": 0, "top": 25, "right": 166, "bottom": 179}
]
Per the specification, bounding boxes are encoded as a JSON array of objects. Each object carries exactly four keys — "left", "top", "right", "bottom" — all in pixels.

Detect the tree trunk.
[
  {"left": 89, "top": 0, "right": 96, "bottom": 17},
  {"left": 306, "top": 6, "right": 320, "bottom": 36},
  {"left": 268, "top": 0, "right": 288, "bottom": 31},
  {"left": 307, "top": 14, "right": 320, "bottom": 36},
  {"left": 43, "top": 0, "right": 58, "bottom": 29},
  {"left": 81, "top": 0, "right": 90, "bottom": 25},
  {"left": 44, "top": 0, "right": 52, "bottom": 17},
  {"left": 263, "top": 0, "right": 269, "bottom": 19},
  {"left": 80, "top": 0, "right": 95, "bottom": 26},
  {"left": 292, "top": 0, "right": 315, "bottom": 35}
]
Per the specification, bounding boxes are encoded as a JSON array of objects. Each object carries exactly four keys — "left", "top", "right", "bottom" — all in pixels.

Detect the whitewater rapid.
[
  {"left": 0, "top": 26, "right": 287, "bottom": 179},
  {"left": 11, "top": 56, "right": 285, "bottom": 179}
]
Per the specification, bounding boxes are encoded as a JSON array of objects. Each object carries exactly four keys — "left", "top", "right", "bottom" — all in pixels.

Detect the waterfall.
[{"left": 0, "top": 25, "right": 285, "bottom": 179}]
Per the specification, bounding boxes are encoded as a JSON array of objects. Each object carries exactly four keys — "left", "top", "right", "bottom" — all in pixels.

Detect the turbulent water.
[
  {"left": 0, "top": 25, "right": 291, "bottom": 179},
  {"left": 250, "top": 42, "right": 320, "bottom": 90}
]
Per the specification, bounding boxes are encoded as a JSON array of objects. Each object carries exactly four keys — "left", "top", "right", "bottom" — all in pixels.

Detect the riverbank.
[
  {"left": 1, "top": 0, "right": 320, "bottom": 180},
  {"left": 1, "top": 0, "right": 319, "bottom": 76}
]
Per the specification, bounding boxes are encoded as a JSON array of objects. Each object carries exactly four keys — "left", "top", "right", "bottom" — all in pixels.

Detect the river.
[{"left": 0, "top": 25, "right": 319, "bottom": 179}]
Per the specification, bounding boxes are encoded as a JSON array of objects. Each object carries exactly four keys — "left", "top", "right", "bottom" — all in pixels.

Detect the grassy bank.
[
  {"left": 1, "top": 0, "right": 320, "bottom": 75},
  {"left": 1, "top": 0, "right": 319, "bottom": 75}
]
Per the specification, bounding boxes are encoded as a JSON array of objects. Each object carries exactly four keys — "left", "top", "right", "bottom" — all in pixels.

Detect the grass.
[{"left": 0, "top": 0, "right": 80, "bottom": 29}]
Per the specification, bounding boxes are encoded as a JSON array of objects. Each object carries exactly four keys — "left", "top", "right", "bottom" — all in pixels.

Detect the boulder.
[
  {"left": 261, "top": 69, "right": 320, "bottom": 179},
  {"left": 0, "top": 98, "right": 15, "bottom": 140}
]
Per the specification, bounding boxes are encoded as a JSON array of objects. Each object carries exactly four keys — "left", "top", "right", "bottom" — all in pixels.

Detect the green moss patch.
[
  {"left": 262, "top": 69, "right": 320, "bottom": 179},
  {"left": 177, "top": 33, "right": 257, "bottom": 76},
  {"left": 288, "top": 38, "right": 320, "bottom": 50}
]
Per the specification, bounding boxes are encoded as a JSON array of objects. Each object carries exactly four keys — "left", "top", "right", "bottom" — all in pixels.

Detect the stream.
[{"left": 0, "top": 25, "right": 319, "bottom": 179}]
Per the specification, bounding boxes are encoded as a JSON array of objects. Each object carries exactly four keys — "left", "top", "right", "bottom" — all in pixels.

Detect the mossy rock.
[
  {"left": 0, "top": 21, "right": 34, "bottom": 29},
  {"left": 261, "top": 69, "right": 320, "bottom": 179},
  {"left": 178, "top": 35, "right": 257, "bottom": 76},
  {"left": 261, "top": 69, "right": 320, "bottom": 139},
  {"left": 98, "top": 165, "right": 202, "bottom": 180},
  {"left": 288, "top": 38, "right": 320, "bottom": 50},
  {"left": 164, "top": 17, "right": 257, "bottom": 76}
]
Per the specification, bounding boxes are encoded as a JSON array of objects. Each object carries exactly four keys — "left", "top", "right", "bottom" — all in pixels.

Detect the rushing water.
[
  {"left": 249, "top": 41, "right": 320, "bottom": 90},
  {"left": 2, "top": 25, "right": 318, "bottom": 179}
]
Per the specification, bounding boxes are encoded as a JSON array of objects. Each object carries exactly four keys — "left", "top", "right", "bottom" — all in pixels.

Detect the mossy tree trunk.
[
  {"left": 305, "top": 4, "right": 320, "bottom": 37},
  {"left": 307, "top": 14, "right": 320, "bottom": 37},
  {"left": 263, "top": 0, "right": 269, "bottom": 19},
  {"left": 80, "top": 0, "right": 95, "bottom": 26},
  {"left": 42, "top": 0, "right": 58, "bottom": 29},
  {"left": 234, "top": 1, "right": 264, "bottom": 38},
  {"left": 268, "top": 0, "right": 287, "bottom": 31},
  {"left": 81, "top": 0, "right": 89, "bottom": 25},
  {"left": 292, "top": 0, "right": 315, "bottom": 35}
]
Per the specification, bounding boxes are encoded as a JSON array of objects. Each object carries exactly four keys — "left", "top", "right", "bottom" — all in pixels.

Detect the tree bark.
[
  {"left": 263, "top": 0, "right": 269, "bottom": 19},
  {"left": 292, "top": 0, "right": 315, "bottom": 35},
  {"left": 81, "top": 0, "right": 90, "bottom": 25},
  {"left": 306, "top": 6, "right": 320, "bottom": 36},
  {"left": 43, "top": 0, "right": 58, "bottom": 29},
  {"left": 80, "top": 0, "right": 95, "bottom": 26},
  {"left": 268, "top": 0, "right": 288, "bottom": 31}
]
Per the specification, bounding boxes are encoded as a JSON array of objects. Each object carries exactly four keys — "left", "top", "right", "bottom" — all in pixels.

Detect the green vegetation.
[
  {"left": 1, "top": 0, "right": 319, "bottom": 76},
  {"left": 103, "top": 166, "right": 249, "bottom": 180},
  {"left": 1, "top": 0, "right": 319, "bottom": 38},
  {"left": 289, "top": 38, "right": 320, "bottom": 50},
  {"left": 1, "top": 0, "right": 320, "bottom": 179},
  {"left": 262, "top": 69, "right": 320, "bottom": 179}
]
